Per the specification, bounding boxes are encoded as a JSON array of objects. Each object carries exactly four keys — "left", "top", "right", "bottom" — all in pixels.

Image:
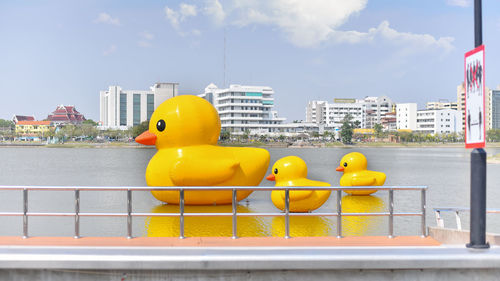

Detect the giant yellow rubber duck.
[
  {"left": 336, "top": 152, "right": 386, "bottom": 195},
  {"left": 266, "top": 156, "right": 331, "bottom": 212},
  {"left": 135, "top": 95, "right": 270, "bottom": 205}
]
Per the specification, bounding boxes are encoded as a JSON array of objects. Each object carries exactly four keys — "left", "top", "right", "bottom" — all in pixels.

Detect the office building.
[
  {"left": 362, "top": 96, "right": 394, "bottom": 129},
  {"left": 416, "top": 109, "right": 463, "bottom": 135},
  {"left": 306, "top": 98, "right": 366, "bottom": 129},
  {"left": 99, "top": 82, "right": 178, "bottom": 129},
  {"left": 457, "top": 82, "right": 491, "bottom": 131},
  {"left": 199, "top": 83, "right": 286, "bottom": 134},
  {"left": 396, "top": 103, "right": 417, "bottom": 131},
  {"left": 426, "top": 100, "right": 458, "bottom": 110},
  {"left": 306, "top": 96, "right": 393, "bottom": 130},
  {"left": 491, "top": 89, "right": 500, "bottom": 129}
]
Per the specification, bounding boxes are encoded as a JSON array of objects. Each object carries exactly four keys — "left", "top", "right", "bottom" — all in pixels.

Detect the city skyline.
[{"left": 1, "top": 0, "right": 500, "bottom": 122}]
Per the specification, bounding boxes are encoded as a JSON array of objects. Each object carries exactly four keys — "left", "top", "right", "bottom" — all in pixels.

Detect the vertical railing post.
[
  {"left": 388, "top": 189, "right": 394, "bottom": 238},
  {"left": 336, "top": 189, "right": 342, "bottom": 238},
  {"left": 285, "top": 188, "right": 290, "bottom": 239},
  {"left": 179, "top": 189, "right": 185, "bottom": 239},
  {"left": 22, "top": 188, "right": 28, "bottom": 239},
  {"left": 74, "top": 189, "right": 80, "bottom": 239},
  {"left": 127, "top": 189, "right": 132, "bottom": 239},
  {"left": 421, "top": 189, "right": 427, "bottom": 237},
  {"left": 232, "top": 188, "right": 237, "bottom": 239}
]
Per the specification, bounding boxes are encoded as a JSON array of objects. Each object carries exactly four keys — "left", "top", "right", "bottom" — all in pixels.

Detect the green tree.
[
  {"left": 131, "top": 121, "right": 149, "bottom": 138},
  {"left": 82, "top": 119, "right": 98, "bottom": 126},
  {"left": 0, "top": 119, "right": 14, "bottom": 129},
  {"left": 373, "top": 123, "right": 383, "bottom": 139},
  {"left": 353, "top": 120, "right": 361, "bottom": 129},
  {"left": 340, "top": 114, "right": 354, "bottom": 144},
  {"left": 311, "top": 131, "right": 320, "bottom": 138},
  {"left": 220, "top": 130, "right": 231, "bottom": 141}
]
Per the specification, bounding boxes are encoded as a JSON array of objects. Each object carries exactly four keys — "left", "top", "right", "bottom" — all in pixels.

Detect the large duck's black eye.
[
  {"left": 274, "top": 168, "right": 278, "bottom": 174},
  {"left": 156, "top": 120, "right": 166, "bottom": 132},
  {"left": 343, "top": 162, "right": 348, "bottom": 167}
]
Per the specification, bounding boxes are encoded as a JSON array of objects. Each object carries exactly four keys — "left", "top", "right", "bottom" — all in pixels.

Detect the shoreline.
[{"left": 2, "top": 141, "right": 500, "bottom": 149}]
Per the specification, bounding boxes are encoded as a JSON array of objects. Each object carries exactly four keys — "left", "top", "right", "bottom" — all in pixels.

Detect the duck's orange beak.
[
  {"left": 266, "top": 174, "right": 275, "bottom": 181},
  {"left": 135, "top": 130, "right": 157, "bottom": 145},
  {"left": 336, "top": 166, "right": 344, "bottom": 172}
]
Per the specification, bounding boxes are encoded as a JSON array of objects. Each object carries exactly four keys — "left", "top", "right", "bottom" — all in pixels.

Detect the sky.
[{"left": 1, "top": 0, "right": 500, "bottom": 122}]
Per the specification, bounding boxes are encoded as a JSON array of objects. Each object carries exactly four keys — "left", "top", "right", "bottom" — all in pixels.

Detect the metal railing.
[
  {"left": 434, "top": 207, "right": 500, "bottom": 230},
  {"left": 0, "top": 185, "right": 427, "bottom": 239}
]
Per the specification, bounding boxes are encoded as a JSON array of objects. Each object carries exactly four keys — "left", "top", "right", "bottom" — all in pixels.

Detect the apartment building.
[
  {"left": 199, "top": 83, "right": 286, "bottom": 134},
  {"left": 396, "top": 103, "right": 417, "bottom": 130},
  {"left": 416, "top": 109, "right": 463, "bottom": 135},
  {"left": 426, "top": 100, "right": 458, "bottom": 110}
]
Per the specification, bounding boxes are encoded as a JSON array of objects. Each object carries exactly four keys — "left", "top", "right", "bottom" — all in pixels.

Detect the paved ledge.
[{"left": 0, "top": 236, "right": 439, "bottom": 247}]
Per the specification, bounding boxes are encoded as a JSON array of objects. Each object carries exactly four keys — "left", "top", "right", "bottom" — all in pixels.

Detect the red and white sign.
[{"left": 465, "top": 45, "right": 485, "bottom": 149}]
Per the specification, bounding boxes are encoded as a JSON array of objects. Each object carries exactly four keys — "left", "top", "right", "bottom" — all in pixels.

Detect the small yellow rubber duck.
[
  {"left": 136, "top": 95, "right": 270, "bottom": 205},
  {"left": 336, "top": 152, "right": 386, "bottom": 195},
  {"left": 266, "top": 156, "right": 331, "bottom": 212}
]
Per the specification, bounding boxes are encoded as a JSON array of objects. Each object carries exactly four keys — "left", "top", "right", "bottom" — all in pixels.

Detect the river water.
[{"left": 1, "top": 146, "right": 500, "bottom": 238}]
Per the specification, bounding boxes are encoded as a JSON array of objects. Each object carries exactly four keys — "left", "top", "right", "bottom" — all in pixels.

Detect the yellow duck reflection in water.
[
  {"left": 145, "top": 196, "right": 385, "bottom": 237},
  {"left": 145, "top": 204, "right": 270, "bottom": 237},
  {"left": 341, "top": 195, "right": 385, "bottom": 236}
]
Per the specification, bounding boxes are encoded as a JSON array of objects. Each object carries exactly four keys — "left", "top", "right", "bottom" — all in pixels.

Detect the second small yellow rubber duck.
[
  {"left": 336, "top": 152, "right": 386, "bottom": 195},
  {"left": 267, "top": 156, "right": 331, "bottom": 212}
]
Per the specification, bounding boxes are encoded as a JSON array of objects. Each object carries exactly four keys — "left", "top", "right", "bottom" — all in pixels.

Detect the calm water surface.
[{"left": 1, "top": 146, "right": 500, "bottom": 237}]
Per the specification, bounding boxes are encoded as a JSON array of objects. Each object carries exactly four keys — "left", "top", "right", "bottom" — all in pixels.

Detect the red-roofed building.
[
  {"left": 47, "top": 105, "right": 86, "bottom": 125},
  {"left": 12, "top": 115, "right": 35, "bottom": 124}
]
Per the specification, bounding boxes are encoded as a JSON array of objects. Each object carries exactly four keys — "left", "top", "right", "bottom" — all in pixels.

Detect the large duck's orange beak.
[
  {"left": 266, "top": 174, "right": 275, "bottom": 181},
  {"left": 135, "top": 130, "right": 157, "bottom": 145},
  {"left": 335, "top": 166, "right": 344, "bottom": 172}
]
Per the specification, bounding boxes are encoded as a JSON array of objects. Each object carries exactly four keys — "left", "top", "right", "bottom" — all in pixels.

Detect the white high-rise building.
[
  {"left": 416, "top": 109, "right": 463, "bottom": 135},
  {"left": 99, "top": 83, "right": 178, "bottom": 129},
  {"left": 396, "top": 103, "right": 417, "bottom": 130},
  {"left": 305, "top": 96, "right": 393, "bottom": 129},
  {"left": 362, "top": 96, "right": 394, "bottom": 129},
  {"left": 323, "top": 99, "right": 366, "bottom": 129},
  {"left": 305, "top": 101, "right": 327, "bottom": 124},
  {"left": 199, "top": 83, "right": 286, "bottom": 134}
]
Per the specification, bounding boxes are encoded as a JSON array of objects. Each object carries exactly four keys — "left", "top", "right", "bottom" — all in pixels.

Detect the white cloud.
[
  {"left": 103, "top": 45, "right": 117, "bottom": 56},
  {"left": 446, "top": 0, "right": 471, "bottom": 7},
  {"left": 219, "top": 0, "right": 454, "bottom": 53},
  {"left": 165, "top": 7, "right": 180, "bottom": 29},
  {"left": 331, "top": 21, "right": 454, "bottom": 54},
  {"left": 138, "top": 31, "right": 154, "bottom": 48},
  {"left": 204, "top": 0, "right": 225, "bottom": 26},
  {"left": 230, "top": 0, "right": 368, "bottom": 47},
  {"left": 165, "top": 3, "right": 198, "bottom": 29},
  {"left": 93, "top": 13, "right": 121, "bottom": 26},
  {"left": 180, "top": 3, "right": 197, "bottom": 20}
]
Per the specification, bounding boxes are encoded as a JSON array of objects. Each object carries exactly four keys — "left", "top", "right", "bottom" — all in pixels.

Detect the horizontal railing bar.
[
  {"left": 0, "top": 211, "right": 424, "bottom": 218},
  {"left": 434, "top": 207, "right": 500, "bottom": 213},
  {"left": 0, "top": 185, "right": 427, "bottom": 191}
]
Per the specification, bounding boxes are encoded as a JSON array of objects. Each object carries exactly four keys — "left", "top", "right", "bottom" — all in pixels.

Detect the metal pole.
[
  {"left": 336, "top": 190, "right": 342, "bottom": 238},
  {"left": 474, "top": 0, "right": 482, "bottom": 47},
  {"left": 127, "top": 189, "right": 132, "bottom": 239},
  {"left": 23, "top": 188, "right": 28, "bottom": 239},
  {"left": 388, "top": 189, "right": 394, "bottom": 238},
  {"left": 74, "top": 189, "right": 80, "bottom": 239},
  {"left": 467, "top": 148, "right": 489, "bottom": 248},
  {"left": 232, "top": 188, "right": 237, "bottom": 239},
  {"left": 421, "top": 189, "right": 427, "bottom": 237},
  {"left": 284, "top": 189, "right": 290, "bottom": 239},
  {"left": 179, "top": 189, "right": 185, "bottom": 239}
]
